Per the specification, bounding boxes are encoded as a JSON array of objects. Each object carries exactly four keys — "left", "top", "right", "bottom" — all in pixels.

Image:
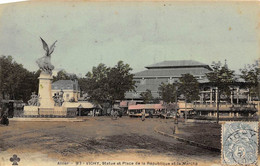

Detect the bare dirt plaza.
[{"left": 0, "top": 117, "right": 224, "bottom": 166}]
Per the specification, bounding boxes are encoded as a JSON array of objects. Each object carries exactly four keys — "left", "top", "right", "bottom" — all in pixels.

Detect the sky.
[{"left": 0, "top": 1, "right": 259, "bottom": 76}]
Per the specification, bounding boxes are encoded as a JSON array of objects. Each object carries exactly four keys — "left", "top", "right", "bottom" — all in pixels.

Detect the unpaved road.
[{"left": 0, "top": 117, "right": 221, "bottom": 166}]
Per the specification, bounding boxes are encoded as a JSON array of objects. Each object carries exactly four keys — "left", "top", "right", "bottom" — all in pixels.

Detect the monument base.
[
  {"left": 23, "top": 71, "right": 76, "bottom": 117},
  {"left": 39, "top": 107, "right": 67, "bottom": 116},
  {"left": 24, "top": 106, "right": 67, "bottom": 116},
  {"left": 24, "top": 106, "right": 39, "bottom": 116},
  {"left": 38, "top": 73, "right": 55, "bottom": 108}
]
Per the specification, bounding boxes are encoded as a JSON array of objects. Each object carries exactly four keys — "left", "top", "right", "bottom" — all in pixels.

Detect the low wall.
[
  {"left": 24, "top": 106, "right": 39, "bottom": 116},
  {"left": 23, "top": 106, "right": 67, "bottom": 116},
  {"left": 39, "top": 107, "right": 67, "bottom": 116},
  {"left": 22, "top": 105, "right": 80, "bottom": 118}
]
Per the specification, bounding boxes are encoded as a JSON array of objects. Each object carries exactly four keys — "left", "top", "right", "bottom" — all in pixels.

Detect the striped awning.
[{"left": 128, "top": 104, "right": 165, "bottom": 110}]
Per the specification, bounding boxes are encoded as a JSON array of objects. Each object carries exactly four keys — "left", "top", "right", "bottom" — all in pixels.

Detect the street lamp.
[{"left": 174, "top": 80, "right": 178, "bottom": 124}]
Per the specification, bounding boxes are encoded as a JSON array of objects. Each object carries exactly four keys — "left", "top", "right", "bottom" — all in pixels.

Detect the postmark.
[{"left": 222, "top": 122, "right": 258, "bottom": 165}]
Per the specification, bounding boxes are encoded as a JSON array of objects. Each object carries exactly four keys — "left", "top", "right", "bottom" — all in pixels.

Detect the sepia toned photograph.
[{"left": 0, "top": 0, "right": 259, "bottom": 165}]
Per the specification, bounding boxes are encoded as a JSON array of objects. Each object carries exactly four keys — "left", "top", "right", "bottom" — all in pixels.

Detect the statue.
[
  {"left": 53, "top": 90, "right": 64, "bottom": 107},
  {"left": 59, "top": 89, "right": 64, "bottom": 99},
  {"left": 36, "top": 37, "right": 57, "bottom": 75},
  {"left": 28, "top": 92, "right": 40, "bottom": 106}
]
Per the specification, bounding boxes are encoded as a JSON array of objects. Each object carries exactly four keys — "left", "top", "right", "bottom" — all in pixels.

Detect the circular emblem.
[{"left": 223, "top": 127, "right": 257, "bottom": 165}]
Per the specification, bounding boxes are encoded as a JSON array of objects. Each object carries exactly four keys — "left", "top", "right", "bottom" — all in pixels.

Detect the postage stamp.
[{"left": 222, "top": 122, "right": 258, "bottom": 165}]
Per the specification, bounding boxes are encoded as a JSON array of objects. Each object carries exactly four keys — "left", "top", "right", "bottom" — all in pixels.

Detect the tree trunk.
[{"left": 184, "top": 98, "right": 187, "bottom": 121}]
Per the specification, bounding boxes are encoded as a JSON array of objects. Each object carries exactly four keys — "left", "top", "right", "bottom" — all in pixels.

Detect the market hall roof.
[
  {"left": 145, "top": 60, "right": 212, "bottom": 70},
  {"left": 134, "top": 60, "right": 213, "bottom": 78},
  {"left": 134, "top": 67, "right": 211, "bottom": 78}
]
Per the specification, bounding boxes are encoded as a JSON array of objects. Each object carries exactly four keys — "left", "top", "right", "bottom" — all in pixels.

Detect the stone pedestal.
[
  {"left": 38, "top": 73, "right": 54, "bottom": 112},
  {"left": 23, "top": 72, "right": 69, "bottom": 117},
  {"left": 23, "top": 106, "right": 39, "bottom": 116}
]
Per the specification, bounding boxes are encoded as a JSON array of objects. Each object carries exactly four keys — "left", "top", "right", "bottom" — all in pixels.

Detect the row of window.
[
  {"left": 134, "top": 76, "right": 205, "bottom": 85},
  {"left": 52, "top": 84, "right": 77, "bottom": 90}
]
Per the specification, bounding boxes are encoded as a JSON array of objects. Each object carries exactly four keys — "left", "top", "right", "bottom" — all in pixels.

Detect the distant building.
[
  {"left": 52, "top": 80, "right": 80, "bottom": 102},
  {"left": 125, "top": 60, "right": 212, "bottom": 100}
]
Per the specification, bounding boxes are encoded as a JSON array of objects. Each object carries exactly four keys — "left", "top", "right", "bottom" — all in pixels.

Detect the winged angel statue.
[{"left": 36, "top": 38, "right": 57, "bottom": 75}]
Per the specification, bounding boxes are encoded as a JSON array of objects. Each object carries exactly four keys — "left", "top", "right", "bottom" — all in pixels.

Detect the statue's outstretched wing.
[
  {"left": 40, "top": 37, "right": 49, "bottom": 55},
  {"left": 49, "top": 40, "right": 57, "bottom": 56}
]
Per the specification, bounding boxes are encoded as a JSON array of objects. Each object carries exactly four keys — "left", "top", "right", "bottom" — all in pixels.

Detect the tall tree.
[
  {"left": 158, "top": 83, "right": 177, "bottom": 104},
  {"left": 206, "top": 61, "right": 236, "bottom": 98},
  {"left": 78, "top": 77, "right": 89, "bottom": 98},
  {"left": 140, "top": 89, "right": 154, "bottom": 104},
  {"left": 106, "top": 61, "right": 136, "bottom": 104},
  {"left": 15, "top": 70, "right": 40, "bottom": 102},
  {"left": 206, "top": 61, "right": 236, "bottom": 123},
  {"left": 53, "top": 70, "right": 77, "bottom": 82},
  {"left": 240, "top": 60, "right": 259, "bottom": 100},
  {"left": 83, "top": 63, "right": 110, "bottom": 106},
  {"left": 0, "top": 55, "right": 39, "bottom": 102},
  {"left": 0, "top": 55, "right": 14, "bottom": 99},
  {"left": 178, "top": 73, "right": 200, "bottom": 103},
  {"left": 83, "top": 61, "right": 135, "bottom": 110}
]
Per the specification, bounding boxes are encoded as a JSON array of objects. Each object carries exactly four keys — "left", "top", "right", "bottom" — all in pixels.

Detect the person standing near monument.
[
  {"left": 114, "top": 110, "right": 118, "bottom": 119},
  {"left": 110, "top": 109, "right": 114, "bottom": 119},
  {"left": 0, "top": 104, "right": 9, "bottom": 126}
]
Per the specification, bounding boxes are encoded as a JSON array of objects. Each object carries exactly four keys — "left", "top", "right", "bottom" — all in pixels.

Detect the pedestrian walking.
[
  {"left": 149, "top": 111, "right": 153, "bottom": 118},
  {"left": 110, "top": 109, "right": 114, "bottom": 119},
  {"left": 114, "top": 110, "right": 118, "bottom": 120},
  {"left": 141, "top": 110, "right": 145, "bottom": 121}
]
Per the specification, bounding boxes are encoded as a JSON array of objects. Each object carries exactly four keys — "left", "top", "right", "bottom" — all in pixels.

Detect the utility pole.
[
  {"left": 174, "top": 81, "right": 178, "bottom": 124},
  {"left": 216, "top": 87, "right": 220, "bottom": 124}
]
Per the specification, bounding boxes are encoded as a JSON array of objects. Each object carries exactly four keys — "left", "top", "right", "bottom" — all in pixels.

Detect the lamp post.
[
  {"left": 78, "top": 104, "right": 83, "bottom": 117},
  {"left": 216, "top": 87, "right": 219, "bottom": 124},
  {"left": 174, "top": 80, "right": 178, "bottom": 124}
]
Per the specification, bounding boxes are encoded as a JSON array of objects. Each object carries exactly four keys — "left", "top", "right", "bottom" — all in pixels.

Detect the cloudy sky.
[{"left": 0, "top": 1, "right": 259, "bottom": 76}]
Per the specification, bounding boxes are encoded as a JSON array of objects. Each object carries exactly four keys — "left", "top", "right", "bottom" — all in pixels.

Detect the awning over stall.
[
  {"left": 62, "top": 102, "right": 95, "bottom": 109},
  {"left": 128, "top": 104, "right": 164, "bottom": 110}
]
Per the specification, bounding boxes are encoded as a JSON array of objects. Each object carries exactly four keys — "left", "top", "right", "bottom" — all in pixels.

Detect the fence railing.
[{"left": 193, "top": 103, "right": 256, "bottom": 109}]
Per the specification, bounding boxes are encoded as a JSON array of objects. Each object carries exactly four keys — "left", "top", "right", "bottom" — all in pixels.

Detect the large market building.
[
  {"left": 123, "top": 60, "right": 258, "bottom": 118},
  {"left": 126, "top": 60, "right": 212, "bottom": 100}
]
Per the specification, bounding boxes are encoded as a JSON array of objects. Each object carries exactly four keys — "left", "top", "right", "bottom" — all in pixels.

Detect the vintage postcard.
[{"left": 0, "top": 0, "right": 259, "bottom": 166}]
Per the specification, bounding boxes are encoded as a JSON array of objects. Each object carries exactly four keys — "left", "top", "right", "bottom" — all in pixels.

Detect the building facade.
[
  {"left": 124, "top": 60, "right": 258, "bottom": 118},
  {"left": 125, "top": 60, "right": 212, "bottom": 100},
  {"left": 52, "top": 80, "right": 80, "bottom": 102}
]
